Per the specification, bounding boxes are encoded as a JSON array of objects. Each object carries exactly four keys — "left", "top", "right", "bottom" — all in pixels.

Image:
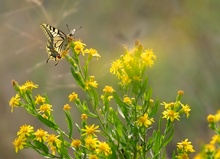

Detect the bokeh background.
[{"left": 1, "top": 0, "right": 220, "bottom": 158}]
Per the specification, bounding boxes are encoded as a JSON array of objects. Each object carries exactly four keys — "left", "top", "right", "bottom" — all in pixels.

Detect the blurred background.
[{"left": 1, "top": 0, "right": 220, "bottom": 158}]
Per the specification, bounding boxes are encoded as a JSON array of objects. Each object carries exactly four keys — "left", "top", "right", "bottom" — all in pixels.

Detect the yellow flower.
[
  {"left": 215, "top": 110, "right": 220, "bottom": 122},
  {"left": 177, "top": 139, "right": 195, "bottom": 153},
  {"left": 88, "top": 154, "right": 99, "bottom": 159},
  {"left": 123, "top": 96, "right": 132, "bottom": 105},
  {"left": 81, "top": 124, "right": 100, "bottom": 136},
  {"left": 84, "top": 48, "right": 101, "bottom": 58},
  {"left": 84, "top": 136, "right": 98, "bottom": 150},
  {"left": 17, "top": 124, "right": 34, "bottom": 137},
  {"left": 95, "top": 142, "right": 112, "bottom": 156},
  {"left": 63, "top": 104, "right": 71, "bottom": 111},
  {"left": 103, "top": 86, "right": 114, "bottom": 93},
  {"left": 120, "top": 74, "right": 132, "bottom": 86},
  {"left": 161, "top": 101, "right": 175, "bottom": 109},
  {"left": 46, "top": 134, "right": 61, "bottom": 148},
  {"left": 13, "top": 136, "right": 26, "bottom": 153},
  {"left": 215, "top": 149, "right": 220, "bottom": 159},
  {"left": 210, "top": 135, "right": 220, "bottom": 145},
  {"left": 50, "top": 146, "right": 56, "bottom": 155},
  {"left": 181, "top": 104, "right": 191, "bottom": 118},
  {"left": 136, "top": 113, "right": 154, "bottom": 128},
  {"left": 71, "top": 139, "right": 81, "bottom": 148},
  {"left": 178, "top": 90, "right": 184, "bottom": 95},
  {"left": 34, "top": 128, "right": 48, "bottom": 142},
  {"left": 175, "top": 153, "right": 189, "bottom": 159},
  {"left": 162, "top": 109, "right": 180, "bottom": 122},
  {"left": 207, "top": 114, "right": 215, "bottom": 123},
  {"left": 81, "top": 114, "right": 88, "bottom": 120},
  {"left": 204, "top": 144, "right": 215, "bottom": 152},
  {"left": 35, "top": 94, "right": 46, "bottom": 105},
  {"left": 22, "top": 81, "right": 39, "bottom": 90},
  {"left": 69, "top": 92, "right": 78, "bottom": 102},
  {"left": 141, "top": 49, "right": 156, "bottom": 67},
  {"left": 38, "top": 104, "right": 53, "bottom": 115},
  {"left": 123, "top": 52, "right": 134, "bottom": 65},
  {"left": 110, "top": 59, "right": 123, "bottom": 76},
  {"left": 85, "top": 76, "right": 98, "bottom": 90},
  {"left": 9, "top": 94, "right": 20, "bottom": 112},
  {"left": 74, "top": 40, "right": 86, "bottom": 55}
]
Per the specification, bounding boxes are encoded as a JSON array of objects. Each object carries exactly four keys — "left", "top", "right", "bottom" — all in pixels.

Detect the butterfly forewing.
[{"left": 40, "top": 23, "right": 69, "bottom": 52}]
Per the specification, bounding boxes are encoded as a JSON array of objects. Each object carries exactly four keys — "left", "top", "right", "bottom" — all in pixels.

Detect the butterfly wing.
[
  {"left": 45, "top": 39, "right": 61, "bottom": 66},
  {"left": 40, "top": 23, "right": 68, "bottom": 53}
]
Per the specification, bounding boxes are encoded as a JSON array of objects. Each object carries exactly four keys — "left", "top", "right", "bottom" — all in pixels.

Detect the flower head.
[
  {"left": 84, "top": 136, "right": 98, "bottom": 150},
  {"left": 17, "top": 124, "right": 34, "bottom": 138},
  {"left": 162, "top": 109, "right": 180, "bottom": 122},
  {"left": 35, "top": 94, "right": 46, "bottom": 105},
  {"left": 13, "top": 136, "right": 26, "bottom": 153},
  {"left": 141, "top": 49, "right": 156, "bottom": 67},
  {"left": 103, "top": 86, "right": 114, "bottom": 93},
  {"left": 71, "top": 139, "right": 81, "bottom": 148},
  {"left": 136, "top": 113, "right": 154, "bottom": 128},
  {"left": 38, "top": 104, "right": 53, "bottom": 115},
  {"left": 84, "top": 48, "right": 101, "bottom": 58},
  {"left": 177, "top": 139, "right": 195, "bottom": 153},
  {"left": 63, "top": 104, "right": 71, "bottom": 111},
  {"left": 69, "top": 92, "right": 78, "bottom": 102},
  {"left": 34, "top": 128, "right": 48, "bottom": 142},
  {"left": 81, "top": 114, "right": 88, "bottom": 120},
  {"left": 20, "top": 81, "right": 38, "bottom": 92},
  {"left": 85, "top": 76, "right": 98, "bottom": 90},
  {"left": 123, "top": 96, "right": 132, "bottom": 105},
  {"left": 9, "top": 94, "right": 21, "bottom": 112},
  {"left": 88, "top": 154, "right": 99, "bottom": 159},
  {"left": 81, "top": 124, "right": 100, "bottom": 136},
  {"left": 46, "top": 134, "right": 61, "bottom": 148},
  {"left": 74, "top": 40, "right": 86, "bottom": 55},
  {"left": 95, "top": 142, "right": 112, "bottom": 156},
  {"left": 207, "top": 114, "right": 215, "bottom": 123},
  {"left": 180, "top": 104, "right": 191, "bottom": 118}
]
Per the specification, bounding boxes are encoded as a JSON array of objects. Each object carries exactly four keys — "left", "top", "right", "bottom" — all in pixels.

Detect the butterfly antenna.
[
  {"left": 66, "top": 24, "right": 70, "bottom": 32},
  {"left": 76, "top": 26, "right": 82, "bottom": 31}
]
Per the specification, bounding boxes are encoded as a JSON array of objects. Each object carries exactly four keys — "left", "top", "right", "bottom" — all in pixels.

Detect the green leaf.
[
  {"left": 59, "top": 133, "right": 70, "bottom": 159},
  {"left": 65, "top": 111, "right": 73, "bottom": 138},
  {"left": 33, "top": 140, "right": 49, "bottom": 154},
  {"left": 150, "top": 100, "right": 160, "bottom": 117},
  {"left": 36, "top": 115, "right": 58, "bottom": 130},
  {"left": 113, "top": 92, "right": 129, "bottom": 121},
  {"left": 71, "top": 67, "right": 85, "bottom": 89},
  {"left": 138, "top": 76, "right": 148, "bottom": 98},
  {"left": 162, "top": 125, "right": 174, "bottom": 147}
]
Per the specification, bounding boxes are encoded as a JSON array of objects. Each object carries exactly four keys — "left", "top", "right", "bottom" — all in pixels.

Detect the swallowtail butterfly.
[{"left": 40, "top": 23, "right": 79, "bottom": 65}]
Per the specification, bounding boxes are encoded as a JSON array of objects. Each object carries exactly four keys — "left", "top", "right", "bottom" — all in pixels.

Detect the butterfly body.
[{"left": 40, "top": 23, "right": 76, "bottom": 65}]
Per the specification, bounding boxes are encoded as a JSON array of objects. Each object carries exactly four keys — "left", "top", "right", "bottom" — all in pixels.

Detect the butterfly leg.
[
  {"left": 55, "top": 61, "right": 59, "bottom": 66},
  {"left": 46, "top": 57, "right": 50, "bottom": 63}
]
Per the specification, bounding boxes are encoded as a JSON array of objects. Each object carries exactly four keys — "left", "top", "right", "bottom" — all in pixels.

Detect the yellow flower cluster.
[
  {"left": 72, "top": 124, "right": 112, "bottom": 158},
  {"left": 9, "top": 80, "right": 39, "bottom": 112},
  {"left": 175, "top": 139, "right": 195, "bottom": 159},
  {"left": 194, "top": 110, "right": 220, "bottom": 159},
  {"left": 161, "top": 91, "right": 191, "bottom": 122},
  {"left": 110, "top": 40, "right": 156, "bottom": 86},
  {"left": 73, "top": 40, "right": 100, "bottom": 59},
  {"left": 13, "top": 124, "right": 61, "bottom": 155}
]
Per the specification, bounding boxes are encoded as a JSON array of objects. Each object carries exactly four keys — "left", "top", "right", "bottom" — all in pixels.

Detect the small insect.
[{"left": 40, "top": 23, "right": 81, "bottom": 65}]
